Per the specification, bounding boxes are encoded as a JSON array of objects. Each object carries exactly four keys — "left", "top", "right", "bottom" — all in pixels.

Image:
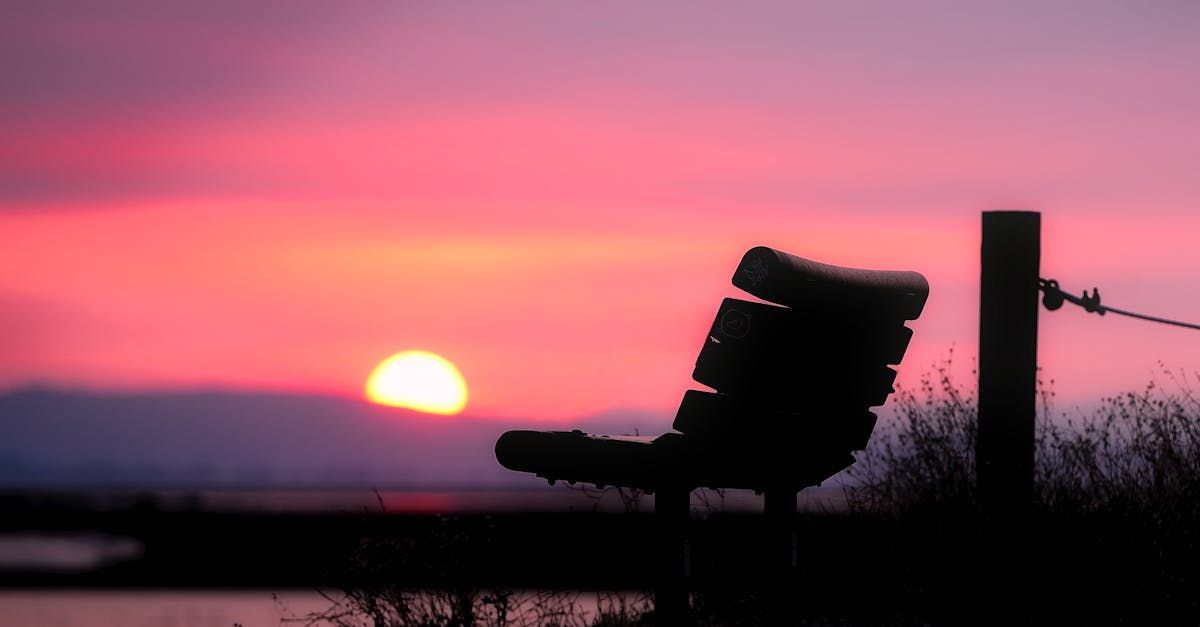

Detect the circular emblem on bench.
[{"left": 719, "top": 308, "right": 751, "bottom": 339}]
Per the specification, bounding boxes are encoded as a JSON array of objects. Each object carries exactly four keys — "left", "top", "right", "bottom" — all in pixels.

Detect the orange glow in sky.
[{"left": 2, "top": 2, "right": 1198, "bottom": 420}]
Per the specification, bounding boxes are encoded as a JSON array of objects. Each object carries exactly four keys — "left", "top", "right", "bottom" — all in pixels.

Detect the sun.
[{"left": 365, "top": 350, "right": 468, "bottom": 415}]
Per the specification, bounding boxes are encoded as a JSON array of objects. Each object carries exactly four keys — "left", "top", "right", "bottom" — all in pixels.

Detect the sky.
[{"left": 2, "top": 1, "right": 1199, "bottom": 421}]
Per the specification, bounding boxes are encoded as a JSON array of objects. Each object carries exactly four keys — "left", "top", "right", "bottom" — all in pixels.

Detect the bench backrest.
[{"left": 674, "top": 247, "right": 929, "bottom": 443}]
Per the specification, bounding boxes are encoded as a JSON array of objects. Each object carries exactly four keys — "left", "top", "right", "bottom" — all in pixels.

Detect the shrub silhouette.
[
  {"left": 848, "top": 358, "right": 1200, "bottom": 520},
  {"left": 847, "top": 358, "right": 1200, "bottom": 625}
]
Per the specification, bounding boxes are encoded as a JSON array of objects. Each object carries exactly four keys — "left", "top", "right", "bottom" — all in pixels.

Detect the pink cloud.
[{"left": 2, "top": 1, "right": 1198, "bottom": 419}]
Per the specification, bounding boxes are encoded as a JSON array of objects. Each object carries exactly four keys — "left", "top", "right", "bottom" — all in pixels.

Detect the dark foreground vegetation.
[
  {"left": 4, "top": 365, "right": 1196, "bottom": 625},
  {"left": 840, "top": 362, "right": 1200, "bottom": 626},
  {"left": 290, "top": 363, "right": 1200, "bottom": 626}
]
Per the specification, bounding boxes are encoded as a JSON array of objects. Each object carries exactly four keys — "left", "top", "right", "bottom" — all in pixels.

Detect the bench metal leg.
[
  {"left": 764, "top": 486, "right": 798, "bottom": 624},
  {"left": 654, "top": 486, "right": 691, "bottom": 625}
]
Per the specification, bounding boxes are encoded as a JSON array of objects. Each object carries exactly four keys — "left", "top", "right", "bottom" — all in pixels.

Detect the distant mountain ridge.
[{"left": 0, "top": 388, "right": 667, "bottom": 488}]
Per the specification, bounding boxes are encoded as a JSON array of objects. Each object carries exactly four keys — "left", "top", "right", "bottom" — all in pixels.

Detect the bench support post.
[
  {"left": 653, "top": 486, "right": 690, "bottom": 625},
  {"left": 764, "top": 486, "right": 797, "bottom": 623}
]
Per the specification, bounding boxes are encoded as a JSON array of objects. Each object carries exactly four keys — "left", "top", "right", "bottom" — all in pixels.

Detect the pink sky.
[{"left": 2, "top": 1, "right": 1198, "bottom": 419}]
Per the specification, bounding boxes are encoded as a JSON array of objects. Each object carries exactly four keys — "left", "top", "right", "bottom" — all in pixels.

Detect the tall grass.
[
  {"left": 845, "top": 357, "right": 979, "bottom": 514},
  {"left": 846, "top": 358, "right": 1200, "bottom": 624},
  {"left": 288, "top": 587, "right": 649, "bottom": 627},
  {"left": 1037, "top": 370, "right": 1200, "bottom": 519},
  {"left": 847, "top": 358, "right": 1200, "bottom": 519},
  {"left": 284, "top": 512, "right": 651, "bottom": 627}
]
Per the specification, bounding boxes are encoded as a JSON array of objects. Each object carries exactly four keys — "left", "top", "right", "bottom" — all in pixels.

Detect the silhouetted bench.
[
  {"left": 494, "top": 246, "right": 927, "bottom": 624},
  {"left": 495, "top": 246, "right": 928, "bottom": 493}
]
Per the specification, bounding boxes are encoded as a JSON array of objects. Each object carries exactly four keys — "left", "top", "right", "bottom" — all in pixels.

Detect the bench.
[{"left": 495, "top": 246, "right": 929, "bottom": 494}]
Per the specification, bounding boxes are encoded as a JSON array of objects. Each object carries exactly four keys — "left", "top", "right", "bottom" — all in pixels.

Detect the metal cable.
[{"left": 1038, "top": 278, "right": 1200, "bottom": 331}]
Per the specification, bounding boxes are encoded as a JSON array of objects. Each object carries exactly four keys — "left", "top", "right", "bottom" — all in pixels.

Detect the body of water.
[
  {"left": 2, "top": 485, "right": 846, "bottom": 514},
  {"left": 0, "top": 590, "right": 329, "bottom": 627}
]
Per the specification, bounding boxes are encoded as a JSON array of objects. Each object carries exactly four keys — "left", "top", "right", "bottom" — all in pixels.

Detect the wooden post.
[
  {"left": 977, "top": 211, "right": 1040, "bottom": 514},
  {"left": 653, "top": 487, "right": 690, "bottom": 625}
]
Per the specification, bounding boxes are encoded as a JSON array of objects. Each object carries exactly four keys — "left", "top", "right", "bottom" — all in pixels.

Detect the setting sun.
[{"left": 365, "top": 350, "right": 468, "bottom": 415}]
